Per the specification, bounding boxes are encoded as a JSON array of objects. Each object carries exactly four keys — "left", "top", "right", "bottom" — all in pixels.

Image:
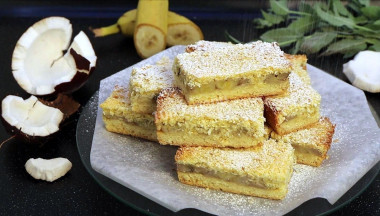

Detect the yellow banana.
[
  {"left": 92, "top": 10, "right": 203, "bottom": 47},
  {"left": 92, "top": 9, "right": 136, "bottom": 37},
  {"left": 167, "top": 12, "right": 204, "bottom": 46},
  {"left": 134, "top": 0, "right": 168, "bottom": 58}
]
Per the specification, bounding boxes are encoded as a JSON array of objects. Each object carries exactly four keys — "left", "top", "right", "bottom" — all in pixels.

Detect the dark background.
[{"left": 0, "top": 1, "right": 379, "bottom": 215}]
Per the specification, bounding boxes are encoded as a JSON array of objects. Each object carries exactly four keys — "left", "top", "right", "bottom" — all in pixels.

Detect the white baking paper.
[{"left": 90, "top": 46, "right": 380, "bottom": 216}]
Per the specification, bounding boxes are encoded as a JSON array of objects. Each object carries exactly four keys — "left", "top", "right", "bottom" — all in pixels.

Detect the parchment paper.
[{"left": 90, "top": 46, "right": 380, "bottom": 216}]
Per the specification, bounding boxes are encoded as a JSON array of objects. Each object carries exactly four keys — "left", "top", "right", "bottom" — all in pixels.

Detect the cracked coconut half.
[{"left": 11, "top": 16, "right": 97, "bottom": 96}]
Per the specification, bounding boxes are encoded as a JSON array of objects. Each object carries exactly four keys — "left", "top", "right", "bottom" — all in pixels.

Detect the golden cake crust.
[
  {"left": 174, "top": 41, "right": 291, "bottom": 88},
  {"left": 177, "top": 172, "right": 288, "bottom": 200},
  {"left": 175, "top": 140, "right": 295, "bottom": 199},
  {"left": 155, "top": 87, "right": 266, "bottom": 147},
  {"left": 271, "top": 117, "right": 335, "bottom": 167},
  {"left": 100, "top": 86, "right": 157, "bottom": 141},
  {"left": 174, "top": 41, "right": 292, "bottom": 105},
  {"left": 129, "top": 57, "right": 174, "bottom": 114},
  {"left": 264, "top": 73, "right": 321, "bottom": 135},
  {"left": 175, "top": 140, "right": 294, "bottom": 185},
  {"left": 285, "top": 54, "right": 311, "bottom": 85},
  {"left": 156, "top": 87, "right": 264, "bottom": 123}
]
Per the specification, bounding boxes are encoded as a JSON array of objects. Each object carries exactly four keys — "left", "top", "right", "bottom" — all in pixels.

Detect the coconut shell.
[
  {"left": 54, "top": 49, "right": 95, "bottom": 94},
  {"left": 39, "top": 94, "right": 80, "bottom": 120},
  {"left": 1, "top": 116, "right": 56, "bottom": 146}
]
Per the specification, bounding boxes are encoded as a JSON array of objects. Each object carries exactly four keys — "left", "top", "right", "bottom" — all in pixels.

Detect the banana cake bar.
[
  {"left": 155, "top": 87, "right": 266, "bottom": 148},
  {"left": 100, "top": 86, "right": 157, "bottom": 141},
  {"left": 271, "top": 117, "right": 335, "bottom": 167},
  {"left": 173, "top": 41, "right": 292, "bottom": 105},
  {"left": 129, "top": 57, "right": 174, "bottom": 114},
  {"left": 264, "top": 73, "right": 321, "bottom": 135},
  {"left": 175, "top": 139, "right": 295, "bottom": 200},
  {"left": 285, "top": 54, "right": 311, "bottom": 85}
]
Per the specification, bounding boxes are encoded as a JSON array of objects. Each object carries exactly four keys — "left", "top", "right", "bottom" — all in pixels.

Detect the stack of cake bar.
[{"left": 100, "top": 40, "right": 335, "bottom": 200}]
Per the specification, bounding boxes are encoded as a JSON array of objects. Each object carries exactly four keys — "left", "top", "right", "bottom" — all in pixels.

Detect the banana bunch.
[{"left": 92, "top": 0, "right": 203, "bottom": 58}]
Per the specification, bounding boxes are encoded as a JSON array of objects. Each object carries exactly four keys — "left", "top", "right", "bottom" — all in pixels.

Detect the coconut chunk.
[
  {"left": 1, "top": 95, "right": 64, "bottom": 137},
  {"left": 25, "top": 158, "right": 72, "bottom": 182},
  {"left": 343, "top": 51, "right": 380, "bottom": 93}
]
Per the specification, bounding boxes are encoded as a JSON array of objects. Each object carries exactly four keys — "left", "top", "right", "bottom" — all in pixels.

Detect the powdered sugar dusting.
[
  {"left": 130, "top": 56, "right": 174, "bottom": 93},
  {"left": 264, "top": 73, "right": 321, "bottom": 113},
  {"left": 157, "top": 87, "right": 264, "bottom": 123},
  {"left": 273, "top": 117, "right": 335, "bottom": 149},
  {"left": 185, "top": 40, "right": 234, "bottom": 53},
  {"left": 176, "top": 140, "right": 294, "bottom": 181},
  {"left": 176, "top": 41, "right": 291, "bottom": 81}
]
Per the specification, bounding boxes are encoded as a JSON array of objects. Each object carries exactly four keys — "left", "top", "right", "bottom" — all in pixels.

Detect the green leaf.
[
  {"left": 358, "top": 0, "right": 370, "bottom": 7},
  {"left": 374, "top": 20, "right": 380, "bottom": 25},
  {"left": 318, "top": 23, "right": 335, "bottom": 31},
  {"left": 365, "top": 38, "right": 380, "bottom": 45},
  {"left": 314, "top": 2, "right": 329, "bottom": 11},
  {"left": 361, "top": 6, "right": 380, "bottom": 20},
  {"left": 322, "top": 39, "right": 367, "bottom": 56},
  {"left": 287, "top": 15, "right": 316, "bottom": 34},
  {"left": 315, "top": 5, "right": 356, "bottom": 29},
  {"left": 332, "top": 0, "right": 352, "bottom": 17},
  {"left": 353, "top": 28, "right": 380, "bottom": 39},
  {"left": 347, "top": 2, "right": 361, "bottom": 14},
  {"left": 343, "top": 52, "right": 357, "bottom": 59},
  {"left": 300, "top": 32, "right": 337, "bottom": 54},
  {"left": 290, "top": 38, "right": 303, "bottom": 54},
  {"left": 298, "top": 2, "right": 314, "bottom": 14},
  {"left": 261, "top": 10, "right": 285, "bottom": 25},
  {"left": 253, "top": 18, "right": 273, "bottom": 28},
  {"left": 260, "top": 28, "right": 302, "bottom": 47},
  {"left": 270, "top": 0, "right": 289, "bottom": 16},
  {"left": 354, "top": 16, "right": 368, "bottom": 25},
  {"left": 363, "top": 23, "right": 380, "bottom": 32},
  {"left": 369, "top": 42, "right": 380, "bottom": 51},
  {"left": 224, "top": 31, "right": 242, "bottom": 44}
]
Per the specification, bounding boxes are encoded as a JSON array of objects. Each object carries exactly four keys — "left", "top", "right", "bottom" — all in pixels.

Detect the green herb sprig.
[{"left": 226, "top": 0, "right": 380, "bottom": 58}]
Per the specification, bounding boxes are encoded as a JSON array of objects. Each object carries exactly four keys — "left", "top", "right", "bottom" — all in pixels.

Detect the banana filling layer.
[
  {"left": 158, "top": 123, "right": 264, "bottom": 138},
  {"left": 293, "top": 144, "right": 323, "bottom": 156},
  {"left": 130, "top": 92, "right": 158, "bottom": 113},
  {"left": 177, "top": 164, "right": 277, "bottom": 189},
  {"left": 278, "top": 109, "right": 319, "bottom": 125},
  {"left": 175, "top": 72, "right": 290, "bottom": 95},
  {"left": 104, "top": 115, "right": 155, "bottom": 130}
]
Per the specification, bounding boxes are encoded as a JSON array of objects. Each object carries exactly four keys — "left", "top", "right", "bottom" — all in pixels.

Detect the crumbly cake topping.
[
  {"left": 185, "top": 40, "right": 233, "bottom": 53},
  {"left": 130, "top": 56, "right": 174, "bottom": 93},
  {"left": 285, "top": 54, "right": 310, "bottom": 85},
  {"left": 264, "top": 73, "right": 321, "bottom": 112},
  {"left": 100, "top": 85, "right": 130, "bottom": 108},
  {"left": 175, "top": 139, "right": 294, "bottom": 178},
  {"left": 100, "top": 86, "right": 154, "bottom": 121},
  {"left": 273, "top": 117, "right": 335, "bottom": 148},
  {"left": 157, "top": 87, "right": 264, "bottom": 122},
  {"left": 285, "top": 54, "right": 307, "bottom": 68},
  {"left": 175, "top": 41, "right": 291, "bottom": 86}
]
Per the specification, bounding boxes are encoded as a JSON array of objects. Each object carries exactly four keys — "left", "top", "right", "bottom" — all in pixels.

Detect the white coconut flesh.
[
  {"left": 12, "top": 17, "right": 96, "bottom": 96},
  {"left": 343, "top": 51, "right": 380, "bottom": 93},
  {"left": 1, "top": 95, "right": 64, "bottom": 137}
]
